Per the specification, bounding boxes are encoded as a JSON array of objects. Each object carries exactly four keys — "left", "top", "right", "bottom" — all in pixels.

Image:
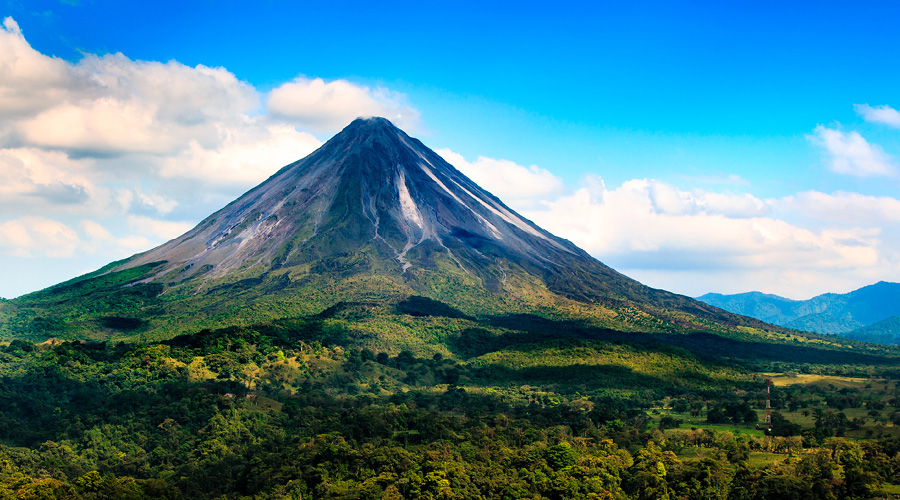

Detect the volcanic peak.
[
  {"left": 2, "top": 116, "right": 783, "bottom": 341},
  {"left": 120, "top": 117, "right": 587, "bottom": 291}
]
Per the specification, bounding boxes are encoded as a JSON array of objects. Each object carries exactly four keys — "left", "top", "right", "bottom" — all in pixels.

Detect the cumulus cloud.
[
  {"left": 519, "top": 177, "right": 900, "bottom": 298},
  {"left": 0, "top": 147, "right": 113, "bottom": 213},
  {"left": 777, "top": 191, "right": 900, "bottom": 224},
  {"left": 0, "top": 217, "right": 81, "bottom": 258},
  {"left": 855, "top": 104, "right": 900, "bottom": 128},
  {"left": 0, "top": 17, "right": 421, "bottom": 297},
  {"left": 11, "top": 56, "right": 259, "bottom": 157},
  {"left": 0, "top": 17, "right": 82, "bottom": 119},
  {"left": 523, "top": 178, "right": 778, "bottom": 260},
  {"left": 158, "top": 122, "right": 320, "bottom": 187},
  {"left": 645, "top": 181, "right": 769, "bottom": 218},
  {"left": 807, "top": 125, "right": 897, "bottom": 178},
  {"left": 267, "top": 77, "right": 420, "bottom": 132},
  {"left": 435, "top": 149, "right": 565, "bottom": 208}
]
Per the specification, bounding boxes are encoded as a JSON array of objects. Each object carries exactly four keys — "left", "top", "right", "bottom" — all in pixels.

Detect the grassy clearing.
[
  {"left": 748, "top": 452, "right": 787, "bottom": 466},
  {"left": 764, "top": 372, "right": 873, "bottom": 389},
  {"left": 674, "top": 446, "right": 715, "bottom": 461},
  {"left": 656, "top": 411, "right": 767, "bottom": 437},
  {"left": 677, "top": 422, "right": 767, "bottom": 437},
  {"left": 877, "top": 483, "right": 900, "bottom": 495}
]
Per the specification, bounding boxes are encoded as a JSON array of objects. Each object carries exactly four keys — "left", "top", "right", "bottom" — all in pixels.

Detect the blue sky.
[{"left": 2, "top": 0, "right": 900, "bottom": 299}]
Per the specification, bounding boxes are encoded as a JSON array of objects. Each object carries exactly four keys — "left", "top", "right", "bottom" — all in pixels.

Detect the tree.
[{"left": 768, "top": 412, "right": 801, "bottom": 437}]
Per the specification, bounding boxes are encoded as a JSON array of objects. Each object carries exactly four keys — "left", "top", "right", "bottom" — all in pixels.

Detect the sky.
[{"left": 1, "top": 0, "right": 900, "bottom": 300}]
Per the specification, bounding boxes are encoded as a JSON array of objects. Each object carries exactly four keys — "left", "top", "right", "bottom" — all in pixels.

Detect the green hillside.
[
  {"left": 0, "top": 241, "right": 780, "bottom": 345},
  {"left": 846, "top": 316, "right": 900, "bottom": 345},
  {"left": 2, "top": 314, "right": 900, "bottom": 499}
]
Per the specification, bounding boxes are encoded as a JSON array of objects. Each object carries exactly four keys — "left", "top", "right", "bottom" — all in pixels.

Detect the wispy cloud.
[
  {"left": 855, "top": 104, "right": 900, "bottom": 128},
  {"left": 807, "top": 125, "right": 897, "bottom": 178}
]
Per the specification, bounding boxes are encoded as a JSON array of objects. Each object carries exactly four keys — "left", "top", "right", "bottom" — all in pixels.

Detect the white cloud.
[
  {"left": 0, "top": 17, "right": 83, "bottom": 119},
  {"left": 435, "top": 149, "right": 565, "bottom": 208},
  {"left": 0, "top": 18, "right": 424, "bottom": 297},
  {"left": 855, "top": 103, "right": 900, "bottom": 128},
  {"left": 0, "top": 217, "right": 81, "bottom": 258},
  {"left": 776, "top": 191, "right": 900, "bottom": 224},
  {"left": 524, "top": 178, "right": 780, "bottom": 259},
  {"left": 644, "top": 181, "right": 769, "bottom": 218},
  {"left": 807, "top": 125, "right": 897, "bottom": 178},
  {"left": 79, "top": 219, "right": 150, "bottom": 253},
  {"left": 267, "top": 77, "right": 420, "bottom": 132},
  {"left": 80, "top": 219, "right": 114, "bottom": 241},
  {"left": 520, "top": 177, "right": 899, "bottom": 298},
  {"left": 12, "top": 56, "right": 259, "bottom": 157},
  {"left": 158, "top": 121, "right": 321, "bottom": 187},
  {"left": 0, "top": 216, "right": 166, "bottom": 260},
  {"left": 126, "top": 215, "right": 195, "bottom": 241},
  {"left": 134, "top": 192, "right": 178, "bottom": 215},
  {"left": 0, "top": 148, "right": 96, "bottom": 209}
]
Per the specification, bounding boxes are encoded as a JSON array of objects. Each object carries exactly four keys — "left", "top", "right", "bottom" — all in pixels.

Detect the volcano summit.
[
  {"left": 123, "top": 117, "right": 587, "bottom": 294},
  {"left": 1, "top": 117, "right": 767, "bottom": 340}
]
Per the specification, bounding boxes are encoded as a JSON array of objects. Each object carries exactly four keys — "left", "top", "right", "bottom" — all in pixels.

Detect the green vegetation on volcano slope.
[
  {"left": 2, "top": 311, "right": 900, "bottom": 499},
  {"left": 0, "top": 247, "right": 781, "bottom": 344}
]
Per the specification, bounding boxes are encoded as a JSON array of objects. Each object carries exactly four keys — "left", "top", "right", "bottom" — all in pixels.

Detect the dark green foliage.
[
  {"left": 1, "top": 331, "right": 899, "bottom": 499},
  {"left": 768, "top": 412, "right": 802, "bottom": 437},
  {"left": 708, "top": 401, "right": 758, "bottom": 425},
  {"left": 2, "top": 277, "right": 900, "bottom": 499},
  {"left": 545, "top": 442, "right": 577, "bottom": 469},
  {"left": 396, "top": 295, "right": 470, "bottom": 319},
  {"left": 98, "top": 316, "right": 146, "bottom": 331},
  {"left": 2, "top": 316, "right": 900, "bottom": 499},
  {"left": 658, "top": 415, "right": 682, "bottom": 430}
]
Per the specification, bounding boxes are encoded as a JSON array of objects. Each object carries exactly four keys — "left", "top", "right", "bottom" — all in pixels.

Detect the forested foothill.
[{"left": 3, "top": 309, "right": 900, "bottom": 499}]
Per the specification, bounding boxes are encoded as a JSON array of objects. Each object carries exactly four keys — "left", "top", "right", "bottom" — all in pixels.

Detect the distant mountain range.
[{"left": 697, "top": 282, "right": 900, "bottom": 344}]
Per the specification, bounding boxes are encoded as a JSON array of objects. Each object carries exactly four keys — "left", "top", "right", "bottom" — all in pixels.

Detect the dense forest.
[{"left": 2, "top": 313, "right": 900, "bottom": 499}]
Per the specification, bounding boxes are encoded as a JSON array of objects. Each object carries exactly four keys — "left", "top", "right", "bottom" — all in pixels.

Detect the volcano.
[
  {"left": 123, "top": 117, "right": 645, "bottom": 300},
  {"left": 2, "top": 117, "right": 770, "bottom": 340}
]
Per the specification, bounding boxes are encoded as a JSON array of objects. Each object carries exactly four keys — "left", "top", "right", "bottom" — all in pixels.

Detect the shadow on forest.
[
  {"left": 470, "top": 362, "right": 670, "bottom": 391},
  {"left": 484, "top": 313, "right": 897, "bottom": 367}
]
